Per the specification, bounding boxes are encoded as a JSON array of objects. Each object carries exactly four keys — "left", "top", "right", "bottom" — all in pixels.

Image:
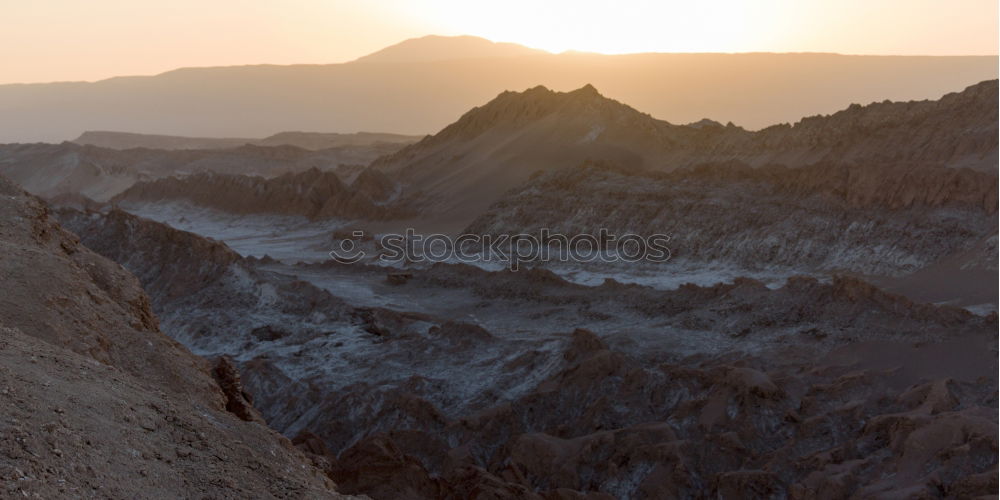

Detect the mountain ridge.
[{"left": 371, "top": 79, "right": 998, "bottom": 225}]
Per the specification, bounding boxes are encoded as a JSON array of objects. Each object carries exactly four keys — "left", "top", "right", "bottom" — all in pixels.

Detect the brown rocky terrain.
[
  {"left": 372, "top": 80, "right": 997, "bottom": 224},
  {"left": 314, "top": 328, "right": 997, "bottom": 499},
  {"left": 0, "top": 175, "right": 352, "bottom": 498},
  {"left": 465, "top": 160, "right": 998, "bottom": 278},
  {"left": 56, "top": 205, "right": 999, "bottom": 499},
  {"left": 4, "top": 67, "right": 995, "bottom": 499}
]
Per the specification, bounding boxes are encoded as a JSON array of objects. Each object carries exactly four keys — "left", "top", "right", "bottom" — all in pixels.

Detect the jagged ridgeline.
[{"left": 371, "top": 80, "right": 997, "bottom": 220}]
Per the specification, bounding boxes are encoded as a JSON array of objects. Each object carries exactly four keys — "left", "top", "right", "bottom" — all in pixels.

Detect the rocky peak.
[
  {"left": 687, "top": 118, "right": 725, "bottom": 129},
  {"left": 415, "top": 83, "right": 662, "bottom": 146}
]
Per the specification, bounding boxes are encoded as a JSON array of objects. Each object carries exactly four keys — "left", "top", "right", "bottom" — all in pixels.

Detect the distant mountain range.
[
  {"left": 353, "top": 34, "right": 547, "bottom": 63},
  {"left": 73, "top": 130, "right": 421, "bottom": 150},
  {"left": 1, "top": 35, "right": 996, "bottom": 142},
  {"left": 0, "top": 138, "right": 412, "bottom": 201}
]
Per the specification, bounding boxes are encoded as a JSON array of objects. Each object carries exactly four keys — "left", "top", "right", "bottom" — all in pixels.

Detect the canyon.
[{"left": 0, "top": 57, "right": 996, "bottom": 497}]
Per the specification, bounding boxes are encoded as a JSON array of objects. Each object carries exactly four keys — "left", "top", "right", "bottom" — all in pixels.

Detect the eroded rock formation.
[{"left": 0, "top": 175, "right": 351, "bottom": 498}]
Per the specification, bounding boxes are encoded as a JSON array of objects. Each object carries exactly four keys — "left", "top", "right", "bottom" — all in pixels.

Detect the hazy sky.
[{"left": 2, "top": 0, "right": 997, "bottom": 83}]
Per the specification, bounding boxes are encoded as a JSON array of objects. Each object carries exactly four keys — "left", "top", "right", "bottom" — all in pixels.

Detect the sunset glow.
[{"left": 1, "top": 0, "right": 997, "bottom": 84}]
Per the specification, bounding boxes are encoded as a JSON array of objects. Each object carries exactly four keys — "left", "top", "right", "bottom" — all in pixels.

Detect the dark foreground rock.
[{"left": 0, "top": 175, "right": 353, "bottom": 498}]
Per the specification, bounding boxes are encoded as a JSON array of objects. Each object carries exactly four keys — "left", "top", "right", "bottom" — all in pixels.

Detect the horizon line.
[{"left": 2, "top": 34, "right": 997, "bottom": 86}]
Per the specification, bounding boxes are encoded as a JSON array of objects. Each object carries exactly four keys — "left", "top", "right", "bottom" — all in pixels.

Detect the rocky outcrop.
[
  {"left": 211, "top": 355, "right": 265, "bottom": 423},
  {"left": 0, "top": 175, "right": 349, "bottom": 498}
]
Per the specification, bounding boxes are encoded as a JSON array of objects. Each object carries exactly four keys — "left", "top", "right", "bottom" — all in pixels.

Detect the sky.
[{"left": 1, "top": 0, "right": 997, "bottom": 84}]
